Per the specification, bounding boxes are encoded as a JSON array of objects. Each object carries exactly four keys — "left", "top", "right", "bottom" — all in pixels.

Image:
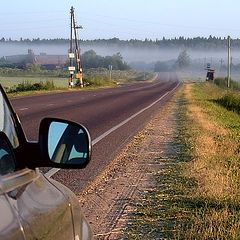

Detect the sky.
[{"left": 0, "top": 0, "right": 240, "bottom": 40}]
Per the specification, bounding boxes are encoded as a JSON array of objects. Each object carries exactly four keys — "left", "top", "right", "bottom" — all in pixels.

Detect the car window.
[
  {"left": 0, "top": 133, "right": 16, "bottom": 175},
  {"left": 0, "top": 89, "right": 19, "bottom": 149}
]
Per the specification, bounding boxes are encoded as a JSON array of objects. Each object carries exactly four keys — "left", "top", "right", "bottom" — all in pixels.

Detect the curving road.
[{"left": 11, "top": 72, "right": 179, "bottom": 192}]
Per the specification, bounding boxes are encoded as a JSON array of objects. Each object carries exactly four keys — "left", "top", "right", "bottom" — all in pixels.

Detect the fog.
[
  {"left": 2, "top": 43, "right": 240, "bottom": 63},
  {"left": 0, "top": 43, "right": 179, "bottom": 62},
  {"left": 1, "top": 43, "right": 240, "bottom": 81}
]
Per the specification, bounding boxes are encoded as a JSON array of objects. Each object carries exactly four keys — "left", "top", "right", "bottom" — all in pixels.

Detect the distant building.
[
  {"left": 4, "top": 49, "right": 68, "bottom": 69},
  {"left": 35, "top": 53, "right": 68, "bottom": 69},
  {"left": 5, "top": 49, "right": 36, "bottom": 65}
]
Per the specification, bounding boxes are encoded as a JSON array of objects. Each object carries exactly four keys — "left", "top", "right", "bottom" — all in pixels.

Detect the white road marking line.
[
  {"left": 45, "top": 168, "right": 60, "bottom": 178},
  {"left": 19, "top": 108, "right": 29, "bottom": 111},
  {"left": 45, "top": 82, "right": 180, "bottom": 178}
]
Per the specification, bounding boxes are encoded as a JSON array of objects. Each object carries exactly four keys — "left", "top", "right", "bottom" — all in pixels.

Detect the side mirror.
[{"left": 39, "top": 118, "right": 91, "bottom": 169}]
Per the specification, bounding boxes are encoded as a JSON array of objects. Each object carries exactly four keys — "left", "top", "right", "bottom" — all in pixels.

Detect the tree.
[
  {"left": 81, "top": 50, "right": 102, "bottom": 68},
  {"left": 81, "top": 50, "right": 129, "bottom": 70},
  {"left": 154, "top": 61, "right": 169, "bottom": 72},
  {"left": 176, "top": 50, "right": 191, "bottom": 69}
]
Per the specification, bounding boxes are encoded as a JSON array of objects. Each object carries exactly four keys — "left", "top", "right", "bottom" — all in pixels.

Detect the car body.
[{"left": 0, "top": 84, "right": 93, "bottom": 240}]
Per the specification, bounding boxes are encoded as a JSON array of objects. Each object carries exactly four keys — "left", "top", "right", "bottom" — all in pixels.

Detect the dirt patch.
[{"left": 78, "top": 91, "right": 179, "bottom": 239}]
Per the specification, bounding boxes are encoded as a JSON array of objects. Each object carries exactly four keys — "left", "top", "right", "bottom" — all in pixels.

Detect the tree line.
[
  {"left": 81, "top": 50, "right": 129, "bottom": 70},
  {"left": 1, "top": 36, "right": 240, "bottom": 50},
  {"left": 0, "top": 49, "right": 130, "bottom": 71}
]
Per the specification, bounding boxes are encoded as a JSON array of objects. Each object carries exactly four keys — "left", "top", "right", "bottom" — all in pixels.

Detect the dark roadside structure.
[
  {"left": 205, "top": 63, "right": 215, "bottom": 81},
  {"left": 206, "top": 69, "right": 215, "bottom": 81}
]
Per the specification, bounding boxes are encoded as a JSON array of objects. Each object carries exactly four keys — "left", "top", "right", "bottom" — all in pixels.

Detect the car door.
[
  {"left": 0, "top": 85, "right": 75, "bottom": 240},
  {"left": 0, "top": 134, "right": 25, "bottom": 240},
  {"left": 0, "top": 191, "right": 25, "bottom": 240}
]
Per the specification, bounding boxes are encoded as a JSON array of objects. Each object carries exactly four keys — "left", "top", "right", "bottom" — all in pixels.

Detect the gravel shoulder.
[{"left": 78, "top": 90, "right": 179, "bottom": 239}]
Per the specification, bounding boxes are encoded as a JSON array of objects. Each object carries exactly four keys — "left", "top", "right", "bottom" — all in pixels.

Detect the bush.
[
  {"left": 216, "top": 93, "right": 240, "bottom": 114},
  {"left": 9, "top": 80, "right": 55, "bottom": 92},
  {"left": 75, "top": 76, "right": 115, "bottom": 88}
]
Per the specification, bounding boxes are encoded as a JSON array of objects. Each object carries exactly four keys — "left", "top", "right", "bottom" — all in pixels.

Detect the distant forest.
[{"left": 0, "top": 36, "right": 239, "bottom": 50}]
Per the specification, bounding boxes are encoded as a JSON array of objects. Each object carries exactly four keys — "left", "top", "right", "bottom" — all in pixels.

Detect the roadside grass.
[
  {"left": 0, "top": 68, "right": 154, "bottom": 96},
  {"left": 0, "top": 76, "right": 68, "bottom": 89},
  {"left": 181, "top": 83, "right": 240, "bottom": 239},
  {"left": 83, "top": 68, "right": 155, "bottom": 83},
  {"left": 128, "top": 82, "right": 240, "bottom": 239},
  {"left": 214, "top": 77, "right": 240, "bottom": 91},
  {"left": 216, "top": 93, "right": 240, "bottom": 114}
]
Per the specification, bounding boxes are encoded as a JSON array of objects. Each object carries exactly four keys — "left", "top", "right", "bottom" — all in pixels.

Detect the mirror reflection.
[{"left": 48, "top": 121, "right": 88, "bottom": 165}]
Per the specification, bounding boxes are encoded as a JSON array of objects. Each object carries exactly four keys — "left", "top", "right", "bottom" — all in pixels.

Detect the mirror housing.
[{"left": 39, "top": 118, "right": 92, "bottom": 169}]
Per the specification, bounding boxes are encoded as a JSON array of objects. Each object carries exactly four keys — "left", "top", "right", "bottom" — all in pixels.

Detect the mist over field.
[
  {"left": 0, "top": 42, "right": 179, "bottom": 62},
  {"left": 2, "top": 42, "right": 239, "bottom": 62},
  {"left": 1, "top": 42, "right": 240, "bottom": 81}
]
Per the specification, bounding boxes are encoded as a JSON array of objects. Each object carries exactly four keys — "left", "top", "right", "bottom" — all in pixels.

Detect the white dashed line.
[
  {"left": 45, "top": 82, "right": 180, "bottom": 178},
  {"left": 19, "top": 108, "right": 29, "bottom": 111}
]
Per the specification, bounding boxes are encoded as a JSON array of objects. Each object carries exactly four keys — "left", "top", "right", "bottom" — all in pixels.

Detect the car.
[{"left": 0, "top": 84, "right": 93, "bottom": 240}]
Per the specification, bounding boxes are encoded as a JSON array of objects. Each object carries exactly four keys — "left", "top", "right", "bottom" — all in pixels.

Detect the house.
[{"left": 5, "top": 50, "right": 68, "bottom": 69}]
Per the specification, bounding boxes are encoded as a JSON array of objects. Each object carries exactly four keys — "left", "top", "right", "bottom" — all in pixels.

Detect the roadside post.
[
  {"left": 68, "top": 53, "right": 75, "bottom": 88},
  {"left": 109, "top": 65, "right": 112, "bottom": 82},
  {"left": 227, "top": 36, "right": 231, "bottom": 88}
]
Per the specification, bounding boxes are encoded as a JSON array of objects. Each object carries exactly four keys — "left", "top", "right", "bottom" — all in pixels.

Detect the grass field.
[
  {"left": 0, "top": 69, "right": 155, "bottom": 93},
  {"left": 181, "top": 83, "right": 240, "bottom": 239},
  {"left": 128, "top": 82, "right": 240, "bottom": 239},
  {"left": 0, "top": 76, "right": 68, "bottom": 88}
]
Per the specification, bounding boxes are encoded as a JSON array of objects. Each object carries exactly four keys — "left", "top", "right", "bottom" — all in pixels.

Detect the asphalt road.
[{"left": 11, "top": 72, "right": 179, "bottom": 192}]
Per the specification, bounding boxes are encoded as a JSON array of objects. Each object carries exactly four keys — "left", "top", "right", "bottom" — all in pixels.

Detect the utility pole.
[
  {"left": 227, "top": 36, "right": 231, "bottom": 88},
  {"left": 68, "top": 7, "right": 74, "bottom": 88},
  {"left": 219, "top": 58, "right": 224, "bottom": 72},
  {"left": 109, "top": 65, "right": 112, "bottom": 81},
  {"left": 68, "top": 6, "right": 83, "bottom": 88}
]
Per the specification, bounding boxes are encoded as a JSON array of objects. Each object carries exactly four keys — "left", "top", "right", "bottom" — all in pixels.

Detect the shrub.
[
  {"left": 9, "top": 80, "right": 55, "bottom": 92},
  {"left": 76, "top": 76, "right": 114, "bottom": 87},
  {"left": 216, "top": 93, "right": 240, "bottom": 114}
]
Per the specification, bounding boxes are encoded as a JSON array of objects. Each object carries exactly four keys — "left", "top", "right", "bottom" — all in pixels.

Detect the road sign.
[
  {"left": 68, "top": 66, "right": 76, "bottom": 71},
  {"left": 69, "top": 53, "right": 75, "bottom": 59}
]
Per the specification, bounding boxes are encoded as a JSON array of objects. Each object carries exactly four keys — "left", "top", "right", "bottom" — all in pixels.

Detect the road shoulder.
[{"left": 78, "top": 87, "right": 179, "bottom": 239}]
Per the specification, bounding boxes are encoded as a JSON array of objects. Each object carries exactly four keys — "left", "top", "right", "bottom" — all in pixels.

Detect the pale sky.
[{"left": 0, "top": 0, "right": 240, "bottom": 40}]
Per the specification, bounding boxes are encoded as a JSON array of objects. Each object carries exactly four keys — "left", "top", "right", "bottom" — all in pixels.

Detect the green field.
[
  {"left": 0, "top": 76, "right": 69, "bottom": 88},
  {"left": 128, "top": 82, "right": 240, "bottom": 239},
  {"left": 0, "top": 69, "right": 155, "bottom": 92}
]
